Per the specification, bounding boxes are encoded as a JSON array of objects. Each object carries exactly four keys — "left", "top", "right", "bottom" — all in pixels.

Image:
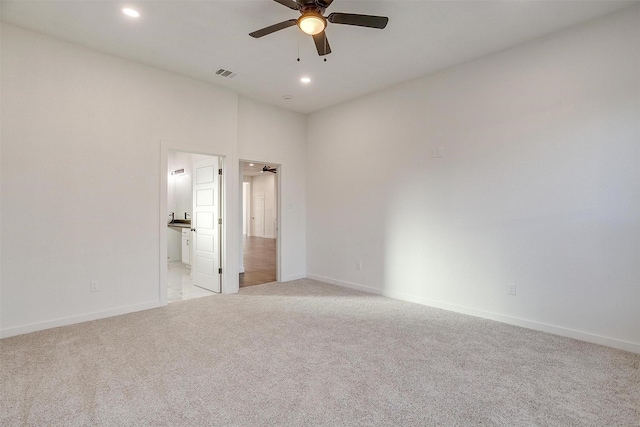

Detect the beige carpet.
[{"left": 1, "top": 279, "right": 638, "bottom": 426}]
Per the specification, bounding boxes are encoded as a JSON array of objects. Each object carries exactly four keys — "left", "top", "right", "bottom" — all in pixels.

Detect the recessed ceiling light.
[
  {"left": 300, "top": 77, "right": 311, "bottom": 84},
  {"left": 249, "top": 163, "right": 254, "bottom": 166},
  {"left": 122, "top": 8, "right": 140, "bottom": 18}
]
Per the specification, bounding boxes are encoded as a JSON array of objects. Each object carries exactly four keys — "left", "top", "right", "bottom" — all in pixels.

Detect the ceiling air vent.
[{"left": 214, "top": 68, "right": 238, "bottom": 79}]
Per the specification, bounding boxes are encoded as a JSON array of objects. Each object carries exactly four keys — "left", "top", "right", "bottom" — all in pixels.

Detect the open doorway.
[
  {"left": 240, "top": 161, "right": 278, "bottom": 287},
  {"left": 166, "top": 150, "right": 223, "bottom": 301}
]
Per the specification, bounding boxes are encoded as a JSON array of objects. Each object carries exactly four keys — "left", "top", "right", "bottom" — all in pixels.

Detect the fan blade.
[
  {"left": 273, "top": 0, "right": 299, "bottom": 10},
  {"left": 312, "top": 31, "right": 331, "bottom": 56},
  {"left": 249, "top": 19, "right": 297, "bottom": 38},
  {"left": 327, "top": 13, "right": 388, "bottom": 29}
]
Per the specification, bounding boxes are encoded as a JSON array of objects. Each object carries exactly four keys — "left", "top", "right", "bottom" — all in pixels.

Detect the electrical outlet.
[
  {"left": 507, "top": 283, "right": 516, "bottom": 296},
  {"left": 90, "top": 281, "right": 99, "bottom": 292},
  {"left": 356, "top": 262, "right": 362, "bottom": 271}
]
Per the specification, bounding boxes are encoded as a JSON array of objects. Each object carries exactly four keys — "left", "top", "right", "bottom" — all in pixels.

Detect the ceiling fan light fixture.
[{"left": 297, "top": 12, "right": 326, "bottom": 36}]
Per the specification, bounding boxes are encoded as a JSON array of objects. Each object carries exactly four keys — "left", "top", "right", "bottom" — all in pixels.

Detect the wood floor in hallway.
[{"left": 240, "top": 236, "right": 276, "bottom": 288}]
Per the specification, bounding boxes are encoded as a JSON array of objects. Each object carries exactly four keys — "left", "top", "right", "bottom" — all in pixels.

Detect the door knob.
[{"left": 191, "top": 228, "right": 197, "bottom": 233}]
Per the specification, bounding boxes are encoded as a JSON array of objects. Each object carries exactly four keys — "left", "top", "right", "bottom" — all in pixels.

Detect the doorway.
[
  {"left": 166, "top": 150, "right": 223, "bottom": 301},
  {"left": 240, "top": 161, "right": 278, "bottom": 287}
]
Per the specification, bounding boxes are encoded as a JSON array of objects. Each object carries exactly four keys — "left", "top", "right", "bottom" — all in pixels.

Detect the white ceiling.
[
  {"left": 1, "top": 0, "right": 635, "bottom": 114},
  {"left": 242, "top": 161, "right": 277, "bottom": 176}
]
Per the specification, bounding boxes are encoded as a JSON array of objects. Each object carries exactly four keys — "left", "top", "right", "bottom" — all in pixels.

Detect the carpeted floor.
[{"left": 1, "top": 279, "right": 638, "bottom": 426}]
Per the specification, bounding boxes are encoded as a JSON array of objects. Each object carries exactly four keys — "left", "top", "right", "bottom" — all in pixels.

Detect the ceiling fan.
[
  {"left": 249, "top": 0, "right": 389, "bottom": 56},
  {"left": 262, "top": 165, "right": 277, "bottom": 174}
]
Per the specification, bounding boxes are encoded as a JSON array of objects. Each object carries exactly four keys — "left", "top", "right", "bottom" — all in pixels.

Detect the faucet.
[
  {"left": 169, "top": 212, "right": 175, "bottom": 223},
  {"left": 185, "top": 212, "right": 191, "bottom": 220}
]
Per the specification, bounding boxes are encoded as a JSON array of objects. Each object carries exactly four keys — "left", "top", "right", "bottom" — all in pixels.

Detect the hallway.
[{"left": 240, "top": 236, "right": 276, "bottom": 287}]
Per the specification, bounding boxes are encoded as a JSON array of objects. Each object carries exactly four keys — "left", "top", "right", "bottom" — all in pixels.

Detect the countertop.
[{"left": 168, "top": 221, "right": 191, "bottom": 231}]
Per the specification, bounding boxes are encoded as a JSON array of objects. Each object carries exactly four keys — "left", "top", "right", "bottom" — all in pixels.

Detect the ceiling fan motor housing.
[
  {"left": 314, "top": 0, "right": 334, "bottom": 8},
  {"left": 296, "top": 0, "right": 333, "bottom": 12},
  {"left": 298, "top": 3, "right": 326, "bottom": 15}
]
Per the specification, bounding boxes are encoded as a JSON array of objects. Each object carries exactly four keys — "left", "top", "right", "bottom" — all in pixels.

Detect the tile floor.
[{"left": 167, "top": 261, "right": 216, "bottom": 302}]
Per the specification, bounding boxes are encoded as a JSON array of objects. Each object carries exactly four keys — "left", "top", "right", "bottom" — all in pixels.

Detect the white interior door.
[
  {"left": 251, "top": 194, "right": 264, "bottom": 237},
  {"left": 192, "top": 157, "right": 221, "bottom": 293}
]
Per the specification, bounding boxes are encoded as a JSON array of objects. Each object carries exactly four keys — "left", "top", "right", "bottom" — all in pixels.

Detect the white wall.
[
  {"left": 307, "top": 8, "right": 640, "bottom": 352},
  {"left": 0, "top": 24, "right": 307, "bottom": 336},
  {"left": 251, "top": 172, "right": 277, "bottom": 238},
  {"left": 238, "top": 97, "right": 307, "bottom": 281}
]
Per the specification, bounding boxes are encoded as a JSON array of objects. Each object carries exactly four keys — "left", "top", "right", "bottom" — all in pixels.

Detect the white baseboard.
[
  {"left": 283, "top": 273, "right": 307, "bottom": 282},
  {"left": 0, "top": 300, "right": 164, "bottom": 339},
  {"left": 306, "top": 274, "right": 640, "bottom": 354}
]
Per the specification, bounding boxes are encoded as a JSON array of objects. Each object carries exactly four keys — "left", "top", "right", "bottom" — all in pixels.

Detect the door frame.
[
  {"left": 239, "top": 159, "right": 282, "bottom": 283},
  {"left": 160, "top": 140, "right": 235, "bottom": 305}
]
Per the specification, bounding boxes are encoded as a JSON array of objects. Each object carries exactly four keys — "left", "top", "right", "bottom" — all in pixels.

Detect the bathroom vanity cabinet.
[{"left": 181, "top": 228, "right": 190, "bottom": 265}]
